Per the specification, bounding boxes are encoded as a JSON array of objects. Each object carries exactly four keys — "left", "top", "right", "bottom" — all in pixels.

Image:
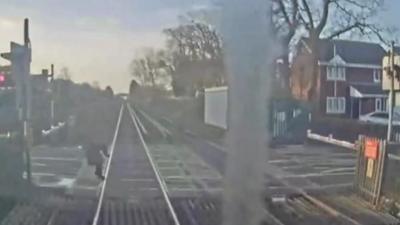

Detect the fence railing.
[
  {"left": 380, "top": 143, "right": 400, "bottom": 206},
  {"left": 307, "top": 130, "right": 400, "bottom": 208}
]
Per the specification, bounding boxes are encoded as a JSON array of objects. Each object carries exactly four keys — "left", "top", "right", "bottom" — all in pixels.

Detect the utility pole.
[
  {"left": 50, "top": 64, "right": 55, "bottom": 126},
  {"left": 23, "top": 18, "right": 33, "bottom": 185},
  {"left": 1, "top": 18, "right": 33, "bottom": 184},
  {"left": 33, "top": 65, "right": 55, "bottom": 127},
  {"left": 387, "top": 42, "right": 395, "bottom": 141}
]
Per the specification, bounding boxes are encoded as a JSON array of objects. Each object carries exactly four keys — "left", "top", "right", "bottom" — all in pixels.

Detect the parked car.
[{"left": 359, "top": 112, "right": 400, "bottom": 126}]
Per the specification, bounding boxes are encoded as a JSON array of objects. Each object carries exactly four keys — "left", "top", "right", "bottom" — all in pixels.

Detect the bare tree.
[
  {"left": 164, "top": 22, "right": 223, "bottom": 62},
  {"left": 272, "top": 0, "right": 391, "bottom": 97},
  {"left": 129, "top": 59, "right": 146, "bottom": 85},
  {"left": 272, "top": 0, "right": 300, "bottom": 89},
  {"left": 129, "top": 80, "right": 139, "bottom": 95},
  {"left": 164, "top": 21, "right": 226, "bottom": 95},
  {"left": 296, "top": 0, "right": 388, "bottom": 101},
  {"left": 129, "top": 48, "right": 170, "bottom": 88},
  {"left": 104, "top": 86, "right": 114, "bottom": 98}
]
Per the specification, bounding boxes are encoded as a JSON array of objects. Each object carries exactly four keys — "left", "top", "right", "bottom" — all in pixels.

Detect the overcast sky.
[
  {"left": 0, "top": 0, "right": 211, "bottom": 92},
  {"left": 0, "top": 0, "right": 398, "bottom": 92}
]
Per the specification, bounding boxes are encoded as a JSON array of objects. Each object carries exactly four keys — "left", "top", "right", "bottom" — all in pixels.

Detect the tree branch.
[
  {"left": 301, "top": 0, "right": 314, "bottom": 29},
  {"left": 361, "top": 24, "right": 392, "bottom": 46},
  {"left": 291, "top": 0, "right": 299, "bottom": 28},
  {"left": 316, "top": 0, "right": 331, "bottom": 35},
  {"left": 278, "top": 0, "right": 292, "bottom": 27},
  {"left": 298, "top": 14, "right": 311, "bottom": 30},
  {"left": 326, "top": 22, "right": 361, "bottom": 39}
]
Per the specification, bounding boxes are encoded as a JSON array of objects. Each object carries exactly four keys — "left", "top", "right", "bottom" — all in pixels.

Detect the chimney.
[
  {"left": 333, "top": 43, "right": 337, "bottom": 57},
  {"left": 42, "top": 69, "right": 49, "bottom": 76}
]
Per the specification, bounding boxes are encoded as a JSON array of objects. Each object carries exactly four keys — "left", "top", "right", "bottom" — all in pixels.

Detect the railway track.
[
  {"left": 90, "top": 103, "right": 224, "bottom": 225},
  {"left": 89, "top": 103, "right": 180, "bottom": 225},
  {"left": 2, "top": 101, "right": 398, "bottom": 225}
]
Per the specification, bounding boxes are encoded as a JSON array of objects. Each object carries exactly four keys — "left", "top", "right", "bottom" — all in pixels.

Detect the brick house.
[{"left": 291, "top": 38, "right": 387, "bottom": 118}]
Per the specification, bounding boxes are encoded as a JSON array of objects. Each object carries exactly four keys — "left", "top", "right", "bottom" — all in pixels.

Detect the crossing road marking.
[
  {"left": 278, "top": 172, "right": 354, "bottom": 179},
  {"left": 121, "top": 178, "right": 155, "bottom": 182},
  {"left": 32, "top": 172, "right": 58, "bottom": 176},
  {"left": 321, "top": 167, "right": 355, "bottom": 174},
  {"left": 268, "top": 159, "right": 291, "bottom": 164},
  {"left": 32, "top": 157, "right": 81, "bottom": 162}
]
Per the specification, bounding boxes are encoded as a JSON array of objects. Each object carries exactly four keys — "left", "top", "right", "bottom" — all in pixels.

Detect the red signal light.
[{"left": 0, "top": 73, "right": 5, "bottom": 84}]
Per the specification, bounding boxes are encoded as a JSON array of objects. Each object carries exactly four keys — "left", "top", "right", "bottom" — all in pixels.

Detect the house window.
[
  {"left": 375, "top": 98, "right": 387, "bottom": 112},
  {"left": 373, "top": 69, "right": 381, "bottom": 83},
  {"left": 326, "top": 97, "right": 346, "bottom": 114},
  {"left": 327, "top": 66, "right": 346, "bottom": 81}
]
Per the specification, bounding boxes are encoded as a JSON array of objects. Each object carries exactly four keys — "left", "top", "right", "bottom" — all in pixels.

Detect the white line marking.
[
  {"left": 92, "top": 104, "right": 124, "bottom": 225},
  {"left": 73, "top": 185, "right": 98, "bottom": 190},
  {"left": 280, "top": 165, "right": 309, "bottom": 170},
  {"left": 168, "top": 188, "right": 200, "bottom": 191},
  {"left": 32, "top": 172, "right": 58, "bottom": 176},
  {"left": 279, "top": 172, "right": 354, "bottom": 179},
  {"left": 316, "top": 182, "right": 354, "bottom": 189},
  {"left": 31, "top": 157, "right": 81, "bottom": 162},
  {"left": 268, "top": 159, "right": 291, "bottom": 164},
  {"left": 121, "top": 178, "right": 155, "bottom": 182},
  {"left": 36, "top": 178, "right": 76, "bottom": 188},
  {"left": 127, "top": 104, "right": 148, "bottom": 135},
  {"left": 163, "top": 176, "right": 190, "bottom": 179},
  {"left": 128, "top": 104, "right": 181, "bottom": 225},
  {"left": 132, "top": 188, "right": 160, "bottom": 191},
  {"left": 321, "top": 167, "right": 355, "bottom": 174}
]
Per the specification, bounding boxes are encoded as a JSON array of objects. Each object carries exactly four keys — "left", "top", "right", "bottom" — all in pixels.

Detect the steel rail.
[
  {"left": 127, "top": 103, "right": 181, "bottom": 225},
  {"left": 91, "top": 104, "right": 124, "bottom": 225}
]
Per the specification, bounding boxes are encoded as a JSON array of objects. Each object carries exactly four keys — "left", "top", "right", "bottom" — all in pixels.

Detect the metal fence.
[
  {"left": 307, "top": 133, "right": 400, "bottom": 210},
  {"left": 381, "top": 144, "right": 400, "bottom": 203},
  {"left": 355, "top": 136, "right": 386, "bottom": 206},
  {"left": 270, "top": 99, "right": 310, "bottom": 144},
  {"left": 355, "top": 139, "right": 400, "bottom": 209}
]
